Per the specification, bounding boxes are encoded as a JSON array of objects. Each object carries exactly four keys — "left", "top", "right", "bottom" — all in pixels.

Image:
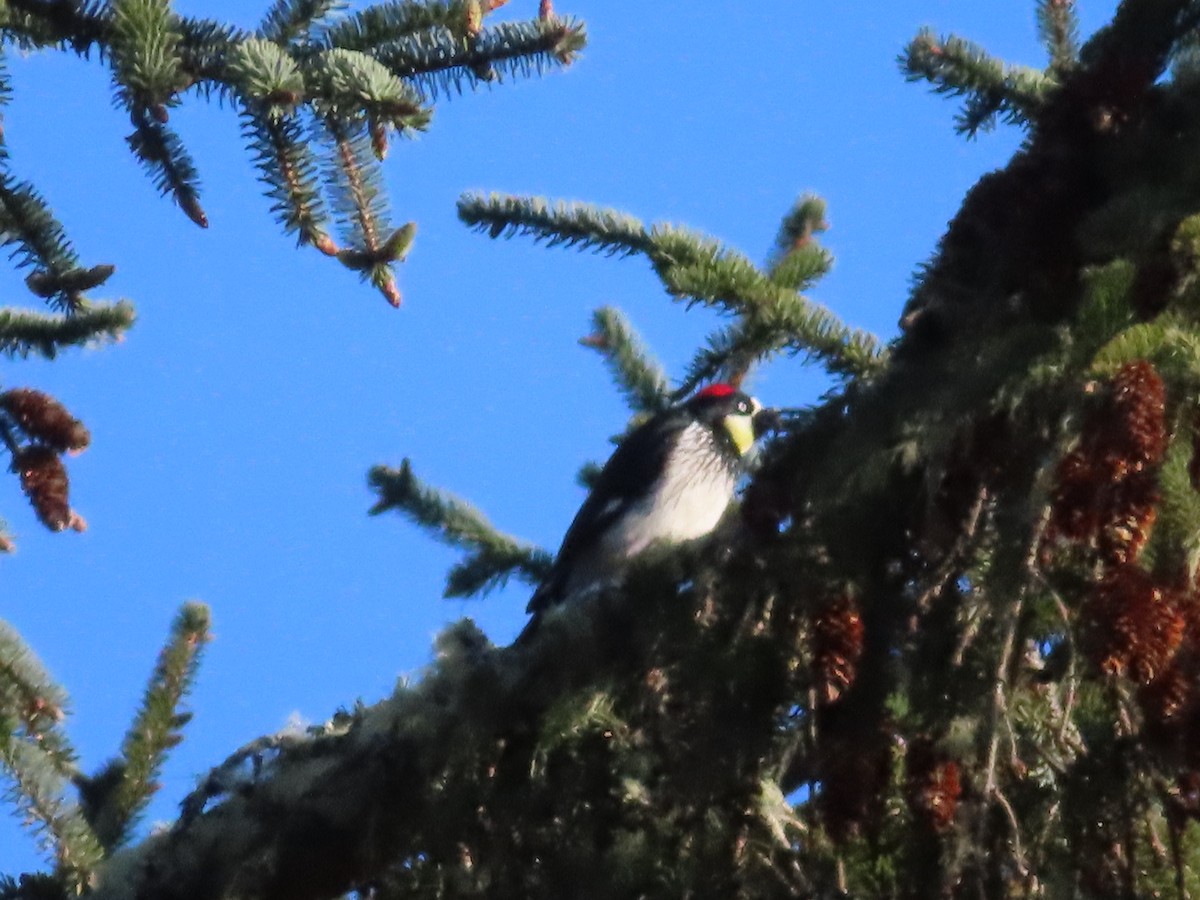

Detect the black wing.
[{"left": 526, "top": 408, "right": 686, "bottom": 615}]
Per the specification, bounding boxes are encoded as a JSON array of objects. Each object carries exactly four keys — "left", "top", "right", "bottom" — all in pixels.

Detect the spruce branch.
[
  {"left": 3, "top": 0, "right": 111, "bottom": 55},
  {"left": 901, "top": 27, "right": 1055, "bottom": 136},
  {"left": 108, "top": 0, "right": 187, "bottom": 109},
  {"left": 1036, "top": 0, "right": 1079, "bottom": 73},
  {"left": 581, "top": 306, "right": 671, "bottom": 415},
  {"left": 767, "top": 195, "right": 833, "bottom": 291},
  {"left": 0, "top": 619, "right": 71, "bottom": 757},
  {"left": 368, "top": 459, "right": 552, "bottom": 597},
  {"left": 653, "top": 229, "right": 884, "bottom": 380},
  {"left": 258, "top": 0, "right": 342, "bottom": 45},
  {"left": 228, "top": 37, "right": 306, "bottom": 108},
  {"left": 678, "top": 317, "right": 775, "bottom": 398},
  {"left": 25, "top": 264, "right": 116, "bottom": 308},
  {"left": 771, "top": 195, "right": 827, "bottom": 259},
  {"left": 84, "top": 602, "right": 210, "bottom": 851},
  {"left": 459, "top": 193, "right": 884, "bottom": 380},
  {"left": 325, "top": 120, "right": 387, "bottom": 252},
  {"left": 0, "top": 622, "right": 100, "bottom": 884},
  {"left": 0, "top": 5, "right": 585, "bottom": 308},
  {"left": 242, "top": 109, "right": 334, "bottom": 252},
  {"left": 0, "top": 177, "right": 83, "bottom": 311},
  {"left": 308, "top": 48, "right": 431, "bottom": 131},
  {"left": 457, "top": 192, "right": 653, "bottom": 256},
  {"left": 0, "top": 302, "right": 135, "bottom": 359},
  {"left": 175, "top": 16, "right": 249, "bottom": 89},
  {"left": 376, "top": 17, "right": 586, "bottom": 99},
  {"left": 2, "top": 737, "right": 103, "bottom": 886},
  {"left": 320, "top": 1, "right": 471, "bottom": 52},
  {"left": 324, "top": 119, "right": 404, "bottom": 304},
  {"left": 126, "top": 110, "right": 207, "bottom": 228}
]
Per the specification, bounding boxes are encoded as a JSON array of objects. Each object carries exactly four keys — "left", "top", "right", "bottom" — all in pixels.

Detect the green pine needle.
[
  {"left": 177, "top": 16, "right": 250, "bottom": 92},
  {"left": 901, "top": 27, "right": 1055, "bottom": 136},
  {"left": 2, "top": 738, "right": 103, "bottom": 885},
  {"left": 2, "top": 1, "right": 110, "bottom": 54},
  {"left": 458, "top": 192, "right": 653, "bottom": 256},
  {"left": 768, "top": 246, "right": 833, "bottom": 293},
  {"left": 584, "top": 307, "right": 672, "bottom": 415},
  {"left": 321, "top": 1, "right": 467, "bottom": 53},
  {"left": 0, "top": 178, "right": 83, "bottom": 308},
  {"left": 0, "top": 621, "right": 101, "bottom": 883},
  {"left": 258, "top": 0, "right": 342, "bottom": 44},
  {"left": 368, "top": 460, "right": 552, "bottom": 598},
  {"left": 653, "top": 234, "right": 885, "bottom": 380},
  {"left": 377, "top": 17, "right": 587, "bottom": 100},
  {"left": 126, "top": 112, "right": 207, "bottom": 227},
  {"left": 1035, "top": 0, "right": 1079, "bottom": 73},
  {"left": 87, "top": 602, "right": 210, "bottom": 851},
  {"left": 1089, "top": 317, "right": 1200, "bottom": 379},
  {"left": 1148, "top": 427, "right": 1200, "bottom": 581},
  {"left": 229, "top": 37, "right": 306, "bottom": 106},
  {"left": 461, "top": 193, "right": 883, "bottom": 381},
  {"left": 0, "top": 619, "right": 73, "bottom": 761},
  {"left": 0, "top": 302, "right": 135, "bottom": 360},
  {"left": 110, "top": 0, "right": 187, "bottom": 106},
  {"left": 242, "top": 109, "right": 331, "bottom": 247},
  {"left": 310, "top": 48, "right": 431, "bottom": 128},
  {"left": 323, "top": 120, "right": 390, "bottom": 250}
]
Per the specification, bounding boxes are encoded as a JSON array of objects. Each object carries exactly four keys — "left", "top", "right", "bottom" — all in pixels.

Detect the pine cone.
[
  {"left": 1097, "top": 471, "right": 1159, "bottom": 565},
  {"left": 1105, "top": 360, "right": 1167, "bottom": 476},
  {"left": 905, "top": 738, "right": 961, "bottom": 833},
  {"left": 811, "top": 593, "right": 865, "bottom": 705},
  {"left": 15, "top": 445, "right": 72, "bottom": 531},
  {"left": 1049, "top": 448, "right": 1104, "bottom": 542},
  {"left": 0, "top": 388, "right": 90, "bottom": 452},
  {"left": 1084, "top": 565, "right": 1186, "bottom": 683},
  {"left": 1047, "top": 362, "right": 1166, "bottom": 563}
]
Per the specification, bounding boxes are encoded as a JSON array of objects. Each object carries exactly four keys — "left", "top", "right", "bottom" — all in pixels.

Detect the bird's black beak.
[{"left": 753, "top": 407, "right": 783, "bottom": 438}]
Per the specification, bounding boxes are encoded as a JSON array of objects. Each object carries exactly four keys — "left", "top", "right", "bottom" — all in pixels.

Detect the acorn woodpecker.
[{"left": 521, "top": 383, "right": 777, "bottom": 639}]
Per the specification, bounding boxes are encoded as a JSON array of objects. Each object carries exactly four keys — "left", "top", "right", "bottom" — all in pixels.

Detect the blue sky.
[{"left": 3, "top": 0, "right": 1120, "bottom": 872}]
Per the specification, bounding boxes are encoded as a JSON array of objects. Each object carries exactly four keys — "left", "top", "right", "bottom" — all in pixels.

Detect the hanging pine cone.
[
  {"left": 811, "top": 592, "right": 865, "bottom": 705},
  {"left": 1097, "top": 471, "right": 1159, "bottom": 565},
  {"left": 15, "top": 445, "right": 72, "bottom": 531},
  {"left": 1106, "top": 360, "right": 1167, "bottom": 475},
  {"left": 1140, "top": 587, "right": 1200, "bottom": 726},
  {"left": 905, "top": 738, "right": 961, "bottom": 833},
  {"left": 1083, "top": 565, "right": 1186, "bottom": 683},
  {"left": 1047, "top": 361, "right": 1166, "bottom": 563},
  {"left": 1049, "top": 448, "right": 1105, "bottom": 542},
  {"left": 0, "top": 388, "right": 90, "bottom": 453}
]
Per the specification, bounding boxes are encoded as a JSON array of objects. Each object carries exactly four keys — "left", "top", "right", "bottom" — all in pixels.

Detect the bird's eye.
[{"left": 735, "top": 397, "right": 752, "bottom": 414}]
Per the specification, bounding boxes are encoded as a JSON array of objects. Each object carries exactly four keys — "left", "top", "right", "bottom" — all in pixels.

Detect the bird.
[{"left": 519, "top": 383, "right": 778, "bottom": 641}]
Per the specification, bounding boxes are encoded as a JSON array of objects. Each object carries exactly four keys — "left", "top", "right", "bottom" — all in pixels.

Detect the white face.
[{"left": 722, "top": 396, "right": 761, "bottom": 456}]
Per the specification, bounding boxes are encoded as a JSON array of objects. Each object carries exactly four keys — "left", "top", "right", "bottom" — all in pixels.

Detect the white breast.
[{"left": 596, "top": 422, "right": 738, "bottom": 564}]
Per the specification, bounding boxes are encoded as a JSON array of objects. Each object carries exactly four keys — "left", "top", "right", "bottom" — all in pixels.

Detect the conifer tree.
[
  {"left": 18, "top": 1, "right": 1200, "bottom": 898},
  {"left": 0, "top": 0, "right": 585, "bottom": 896}
]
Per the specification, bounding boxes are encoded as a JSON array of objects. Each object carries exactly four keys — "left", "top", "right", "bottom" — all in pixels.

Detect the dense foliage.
[{"left": 15, "top": 0, "right": 1200, "bottom": 898}]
